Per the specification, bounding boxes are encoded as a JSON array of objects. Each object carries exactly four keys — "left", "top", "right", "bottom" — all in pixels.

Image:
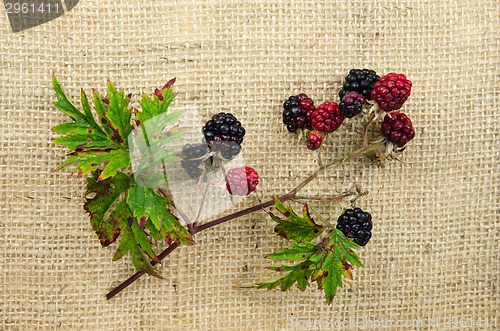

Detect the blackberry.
[
  {"left": 282, "top": 94, "right": 315, "bottom": 132},
  {"left": 296, "top": 93, "right": 315, "bottom": 130},
  {"left": 179, "top": 143, "right": 218, "bottom": 181},
  {"left": 339, "top": 91, "right": 366, "bottom": 118},
  {"left": 202, "top": 113, "right": 245, "bottom": 159},
  {"left": 339, "top": 69, "right": 380, "bottom": 100},
  {"left": 336, "top": 208, "right": 372, "bottom": 246}
]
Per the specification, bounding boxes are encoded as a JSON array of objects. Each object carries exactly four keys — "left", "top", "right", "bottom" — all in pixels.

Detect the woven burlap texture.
[{"left": 0, "top": 0, "right": 499, "bottom": 330}]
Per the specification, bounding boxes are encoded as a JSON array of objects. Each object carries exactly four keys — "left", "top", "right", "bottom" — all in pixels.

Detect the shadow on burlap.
[{"left": 0, "top": 0, "right": 498, "bottom": 330}]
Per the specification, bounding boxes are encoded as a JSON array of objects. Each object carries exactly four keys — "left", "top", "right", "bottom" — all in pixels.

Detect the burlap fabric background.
[{"left": 1, "top": 0, "right": 499, "bottom": 329}]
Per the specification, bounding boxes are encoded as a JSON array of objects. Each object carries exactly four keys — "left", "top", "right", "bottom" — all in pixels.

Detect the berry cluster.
[
  {"left": 180, "top": 112, "right": 259, "bottom": 196},
  {"left": 281, "top": 69, "right": 416, "bottom": 150},
  {"left": 336, "top": 208, "right": 372, "bottom": 246},
  {"left": 202, "top": 113, "right": 246, "bottom": 159},
  {"left": 370, "top": 73, "right": 414, "bottom": 147},
  {"left": 281, "top": 69, "right": 382, "bottom": 150}
]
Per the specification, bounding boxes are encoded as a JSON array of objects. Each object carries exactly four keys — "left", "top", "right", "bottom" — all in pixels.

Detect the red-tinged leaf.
[
  {"left": 113, "top": 216, "right": 161, "bottom": 278},
  {"left": 136, "top": 82, "right": 177, "bottom": 124},
  {"left": 92, "top": 83, "right": 133, "bottom": 146},
  {"left": 342, "top": 259, "right": 353, "bottom": 280},
  {"left": 83, "top": 170, "right": 131, "bottom": 246},
  {"left": 163, "top": 78, "right": 176, "bottom": 89},
  {"left": 56, "top": 148, "right": 130, "bottom": 180},
  {"left": 127, "top": 178, "right": 194, "bottom": 246},
  {"left": 252, "top": 212, "right": 363, "bottom": 305},
  {"left": 52, "top": 77, "right": 133, "bottom": 180},
  {"left": 271, "top": 198, "right": 323, "bottom": 243}
]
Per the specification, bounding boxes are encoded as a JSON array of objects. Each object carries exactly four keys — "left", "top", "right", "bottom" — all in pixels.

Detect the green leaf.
[
  {"left": 56, "top": 148, "right": 130, "bottom": 180},
  {"left": 113, "top": 216, "right": 161, "bottom": 278},
  {"left": 52, "top": 77, "right": 132, "bottom": 180},
  {"left": 309, "top": 229, "right": 363, "bottom": 304},
  {"left": 252, "top": 206, "right": 363, "bottom": 305},
  {"left": 131, "top": 220, "right": 160, "bottom": 263},
  {"left": 136, "top": 79, "right": 176, "bottom": 124},
  {"left": 266, "top": 242, "right": 317, "bottom": 261},
  {"left": 244, "top": 261, "right": 314, "bottom": 292},
  {"left": 83, "top": 170, "right": 131, "bottom": 246},
  {"left": 92, "top": 82, "right": 133, "bottom": 146},
  {"left": 271, "top": 198, "right": 323, "bottom": 243},
  {"left": 52, "top": 78, "right": 193, "bottom": 277},
  {"left": 127, "top": 177, "right": 194, "bottom": 245}
]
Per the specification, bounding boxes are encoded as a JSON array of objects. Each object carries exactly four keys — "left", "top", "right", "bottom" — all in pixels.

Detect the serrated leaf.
[
  {"left": 131, "top": 220, "right": 160, "bottom": 263},
  {"left": 52, "top": 77, "right": 133, "bottom": 180},
  {"left": 253, "top": 211, "right": 363, "bottom": 305},
  {"left": 93, "top": 82, "right": 133, "bottom": 145},
  {"left": 56, "top": 148, "right": 130, "bottom": 180},
  {"left": 127, "top": 178, "right": 193, "bottom": 245},
  {"left": 323, "top": 267, "right": 342, "bottom": 304},
  {"left": 113, "top": 216, "right": 161, "bottom": 278},
  {"left": 266, "top": 242, "right": 316, "bottom": 261},
  {"left": 136, "top": 80, "right": 177, "bottom": 124},
  {"left": 83, "top": 170, "right": 130, "bottom": 246},
  {"left": 244, "top": 260, "right": 314, "bottom": 292},
  {"left": 271, "top": 198, "right": 323, "bottom": 243}
]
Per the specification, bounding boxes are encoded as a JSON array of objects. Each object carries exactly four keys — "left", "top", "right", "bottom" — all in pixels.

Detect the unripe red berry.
[
  {"left": 380, "top": 112, "right": 415, "bottom": 147},
  {"left": 371, "top": 73, "right": 412, "bottom": 112},
  {"left": 225, "top": 166, "right": 259, "bottom": 196},
  {"left": 307, "top": 131, "right": 323, "bottom": 150},
  {"left": 311, "top": 102, "right": 344, "bottom": 133}
]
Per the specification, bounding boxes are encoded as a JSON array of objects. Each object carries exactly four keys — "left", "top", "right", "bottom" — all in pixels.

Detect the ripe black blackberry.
[
  {"left": 282, "top": 95, "right": 310, "bottom": 132},
  {"left": 339, "top": 69, "right": 380, "bottom": 101},
  {"left": 180, "top": 143, "right": 210, "bottom": 180},
  {"left": 202, "top": 113, "right": 245, "bottom": 159},
  {"left": 336, "top": 208, "right": 372, "bottom": 246}
]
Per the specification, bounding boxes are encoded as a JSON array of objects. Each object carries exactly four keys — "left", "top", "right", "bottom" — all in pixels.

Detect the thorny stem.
[{"left": 106, "top": 142, "right": 383, "bottom": 299}]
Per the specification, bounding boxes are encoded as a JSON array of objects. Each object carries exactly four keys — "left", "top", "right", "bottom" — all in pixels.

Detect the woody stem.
[{"left": 106, "top": 142, "right": 382, "bottom": 299}]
